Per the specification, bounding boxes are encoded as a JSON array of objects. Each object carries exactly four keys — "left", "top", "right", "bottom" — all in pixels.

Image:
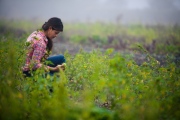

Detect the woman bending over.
[{"left": 22, "top": 17, "right": 66, "bottom": 77}]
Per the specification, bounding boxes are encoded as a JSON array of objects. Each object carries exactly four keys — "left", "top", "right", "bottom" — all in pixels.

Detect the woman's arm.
[
  {"left": 32, "top": 41, "right": 65, "bottom": 72},
  {"left": 32, "top": 41, "right": 46, "bottom": 69},
  {"left": 47, "top": 64, "right": 65, "bottom": 72},
  {"left": 47, "top": 66, "right": 59, "bottom": 72}
]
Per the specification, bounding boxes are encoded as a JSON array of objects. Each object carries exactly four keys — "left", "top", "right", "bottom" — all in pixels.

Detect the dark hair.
[
  {"left": 42, "top": 17, "right": 63, "bottom": 51},
  {"left": 42, "top": 17, "right": 63, "bottom": 31}
]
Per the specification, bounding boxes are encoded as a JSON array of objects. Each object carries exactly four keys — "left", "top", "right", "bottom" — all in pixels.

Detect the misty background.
[{"left": 0, "top": 0, "right": 180, "bottom": 25}]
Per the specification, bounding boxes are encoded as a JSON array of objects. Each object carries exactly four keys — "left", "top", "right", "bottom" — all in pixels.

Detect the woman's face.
[{"left": 47, "top": 27, "right": 61, "bottom": 40}]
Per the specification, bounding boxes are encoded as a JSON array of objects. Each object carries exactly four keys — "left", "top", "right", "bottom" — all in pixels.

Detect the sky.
[{"left": 0, "top": 0, "right": 180, "bottom": 25}]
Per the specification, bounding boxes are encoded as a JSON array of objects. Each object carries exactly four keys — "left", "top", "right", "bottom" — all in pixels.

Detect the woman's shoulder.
[{"left": 27, "top": 31, "right": 45, "bottom": 42}]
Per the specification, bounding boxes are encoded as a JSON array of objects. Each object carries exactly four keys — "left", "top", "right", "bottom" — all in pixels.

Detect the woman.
[{"left": 22, "top": 17, "right": 66, "bottom": 77}]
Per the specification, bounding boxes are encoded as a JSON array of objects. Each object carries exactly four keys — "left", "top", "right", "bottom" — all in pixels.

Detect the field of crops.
[{"left": 0, "top": 20, "right": 180, "bottom": 120}]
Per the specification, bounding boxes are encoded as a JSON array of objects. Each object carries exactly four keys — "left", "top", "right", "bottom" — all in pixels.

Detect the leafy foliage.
[
  {"left": 0, "top": 32, "right": 180, "bottom": 119},
  {"left": 0, "top": 22, "right": 180, "bottom": 120}
]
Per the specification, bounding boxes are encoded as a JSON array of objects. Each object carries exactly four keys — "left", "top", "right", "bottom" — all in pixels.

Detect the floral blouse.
[{"left": 22, "top": 30, "right": 49, "bottom": 71}]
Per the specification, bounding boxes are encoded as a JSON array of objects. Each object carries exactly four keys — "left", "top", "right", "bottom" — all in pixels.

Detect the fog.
[{"left": 0, "top": 0, "right": 180, "bottom": 25}]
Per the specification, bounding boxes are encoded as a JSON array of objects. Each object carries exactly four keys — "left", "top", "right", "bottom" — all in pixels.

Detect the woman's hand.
[
  {"left": 56, "top": 64, "right": 65, "bottom": 71},
  {"left": 45, "top": 63, "right": 66, "bottom": 72}
]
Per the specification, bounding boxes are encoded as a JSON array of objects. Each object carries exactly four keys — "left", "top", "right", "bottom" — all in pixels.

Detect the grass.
[{"left": 0, "top": 20, "right": 180, "bottom": 119}]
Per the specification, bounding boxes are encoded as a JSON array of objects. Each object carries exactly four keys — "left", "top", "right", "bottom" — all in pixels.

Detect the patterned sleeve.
[{"left": 32, "top": 41, "right": 45, "bottom": 70}]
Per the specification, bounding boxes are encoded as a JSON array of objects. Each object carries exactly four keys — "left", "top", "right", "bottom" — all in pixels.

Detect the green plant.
[{"left": 0, "top": 22, "right": 180, "bottom": 120}]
